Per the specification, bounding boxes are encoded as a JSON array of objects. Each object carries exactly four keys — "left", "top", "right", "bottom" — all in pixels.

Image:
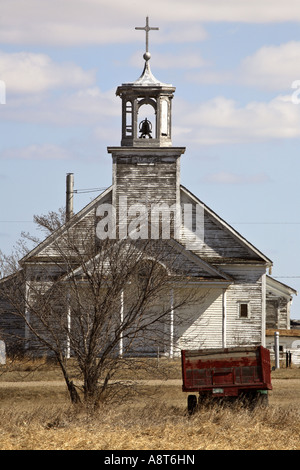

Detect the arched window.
[
  {"left": 137, "top": 98, "right": 156, "bottom": 139},
  {"left": 125, "top": 100, "right": 133, "bottom": 136}
]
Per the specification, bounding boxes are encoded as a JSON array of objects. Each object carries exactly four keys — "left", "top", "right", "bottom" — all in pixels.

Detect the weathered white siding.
[
  {"left": 180, "top": 187, "right": 269, "bottom": 265},
  {"left": 176, "top": 288, "right": 224, "bottom": 353},
  {"left": 175, "top": 268, "right": 265, "bottom": 354},
  {"left": 266, "top": 297, "right": 290, "bottom": 329},
  {"left": 222, "top": 266, "right": 265, "bottom": 347}
]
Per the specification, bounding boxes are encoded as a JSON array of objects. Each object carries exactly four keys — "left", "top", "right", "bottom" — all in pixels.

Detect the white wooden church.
[{"left": 0, "top": 19, "right": 297, "bottom": 357}]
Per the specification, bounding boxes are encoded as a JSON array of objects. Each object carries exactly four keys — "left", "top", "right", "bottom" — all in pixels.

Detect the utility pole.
[{"left": 66, "top": 173, "right": 74, "bottom": 222}]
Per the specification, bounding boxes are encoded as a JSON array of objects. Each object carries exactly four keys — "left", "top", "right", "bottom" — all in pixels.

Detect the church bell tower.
[
  {"left": 107, "top": 18, "right": 185, "bottom": 239},
  {"left": 116, "top": 22, "right": 175, "bottom": 148}
]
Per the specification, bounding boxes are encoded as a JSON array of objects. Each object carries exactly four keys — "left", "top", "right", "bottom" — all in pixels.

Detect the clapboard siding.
[
  {"left": 266, "top": 297, "right": 289, "bottom": 329},
  {"left": 266, "top": 300, "right": 278, "bottom": 329},
  {"left": 0, "top": 276, "right": 25, "bottom": 353},
  {"left": 113, "top": 152, "right": 180, "bottom": 242},
  {"left": 176, "top": 288, "right": 223, "bottom": 352},
  {"left": 180, "top": 187, "right": 269, "bottom": 264},
  {"left": 223, "top": 266, "right": 265, "bottom": 347}
]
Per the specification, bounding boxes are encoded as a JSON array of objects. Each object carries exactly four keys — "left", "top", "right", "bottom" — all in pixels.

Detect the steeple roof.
[{"left": 122, "top": 57, "right": 172, "bottom": 88}]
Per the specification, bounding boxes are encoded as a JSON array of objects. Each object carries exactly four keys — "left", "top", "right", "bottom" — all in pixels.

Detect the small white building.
[{"left": 266, "top": 329, "right": 300, "bottom": 365}]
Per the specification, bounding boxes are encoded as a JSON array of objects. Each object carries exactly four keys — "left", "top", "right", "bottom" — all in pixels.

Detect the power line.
[
  {"left": 73, "top": 187, "right": 108, "bottom": 194},
  {"left": 273, "top": 276, "right": 300, "bottom": 279},
  {"left": 232, "top": 222, "right": 300, "bottom": 225},
  {"left": 0, "top": 187, "right": 109, "bottom": 222}
]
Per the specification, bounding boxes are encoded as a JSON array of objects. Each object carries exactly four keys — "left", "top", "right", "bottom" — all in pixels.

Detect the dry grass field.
[{"left": 0, "top": 359, "right": 299, "bottom": 450}]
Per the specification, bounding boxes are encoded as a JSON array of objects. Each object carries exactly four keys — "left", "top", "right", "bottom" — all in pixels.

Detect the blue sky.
[{"left": 1, "top": 0, "right": 300, "bottom": 318}]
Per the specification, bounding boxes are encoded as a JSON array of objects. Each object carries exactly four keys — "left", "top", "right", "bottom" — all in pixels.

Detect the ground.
[{"left": 0, "top": 359, "right": 299, "bottom": 450}]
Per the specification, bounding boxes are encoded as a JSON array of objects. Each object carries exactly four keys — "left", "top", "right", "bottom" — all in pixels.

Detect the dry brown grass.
[{"left": 0, "top": 360, "right": 299, "bottom": 450}]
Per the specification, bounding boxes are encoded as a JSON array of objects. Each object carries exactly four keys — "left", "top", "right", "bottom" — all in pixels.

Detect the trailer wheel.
[
  {"left": 257, "top": 392, "right": 269, "bottom": 407},
  {"left": 187, "top": 395, "right": 197, "bottom": 415},
  {"left": 242, "top": 391, "right": 269, "bottom": 409}
]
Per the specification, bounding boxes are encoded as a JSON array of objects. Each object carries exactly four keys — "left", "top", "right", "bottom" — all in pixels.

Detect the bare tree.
[
  {"left": 0, "top": 211, "right": 199, "bottom": 409},
  {"left": 0, "top": 208, "right": 65, "bottom": 279}
]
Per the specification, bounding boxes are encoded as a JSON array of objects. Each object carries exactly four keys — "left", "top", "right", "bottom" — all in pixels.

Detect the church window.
[
  {"left": 125, "top": 101, "right": 133, "bottom": 136},
  {"left": 239, "top": 302, "right": 249, "bottom": 318},
  {"left": 161, "top": 100, "right": 168, "bottom": 136}
]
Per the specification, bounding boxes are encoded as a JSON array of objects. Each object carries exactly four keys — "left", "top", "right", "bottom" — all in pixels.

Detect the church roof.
[
  {"left": 266, "top": 275, "right": 297, "bottom": 297},
  {"left": 20, "top": 182, "right": 272, "bottom": 274},
  {"left": 180, "top": 185, "right": 273, "bottom": 267}
]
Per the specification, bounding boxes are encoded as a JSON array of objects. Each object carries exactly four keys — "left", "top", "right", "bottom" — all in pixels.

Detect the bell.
[{"left": 139, "top": 118, "right": 152, "bottom": 138}]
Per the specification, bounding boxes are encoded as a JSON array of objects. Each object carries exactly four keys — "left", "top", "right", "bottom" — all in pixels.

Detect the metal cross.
[{"left": 135, "top": 16, "right": 159, "bottom": 53}]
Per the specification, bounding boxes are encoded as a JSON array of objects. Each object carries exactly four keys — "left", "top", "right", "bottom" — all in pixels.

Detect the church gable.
[
  {"left": 180, "top": 186, "right": 272, "bottom": 266},
  {"left": 21, "top": 187, "right": 113, "bottom": 264}
]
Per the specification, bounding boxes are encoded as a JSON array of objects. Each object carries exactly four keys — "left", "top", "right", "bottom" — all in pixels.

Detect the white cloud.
[
  {"left": 1, "top": 0, "right": 300, "bottom": 47},
  {"left": 239, "top": 42, "right": 300, "bottom": 90},
  {"left": 174, "top": 94, "right": 300, "bottom": 145},
  {"left": 1, "top": 85, "right": 119, "bottom": 126},
  {"left": 187, "top": 41, "right": 300, "bottom": 92},
  {"left": 156, "top": 0, "right": 300, "bottom": 23},
  {"left": 0, "top": 51, "right": 95, "bottom": 94},
  {"left": 64, "top": 87, "right": 119, "bottom": 117},
  {"left": 0, "top": 144, "right": 73, "bottom": 160}
]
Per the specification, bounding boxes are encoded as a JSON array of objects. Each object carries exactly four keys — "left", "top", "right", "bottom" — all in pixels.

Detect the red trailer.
[{"left": 181, "top": 346, "right": 272, "bottom": 413}]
